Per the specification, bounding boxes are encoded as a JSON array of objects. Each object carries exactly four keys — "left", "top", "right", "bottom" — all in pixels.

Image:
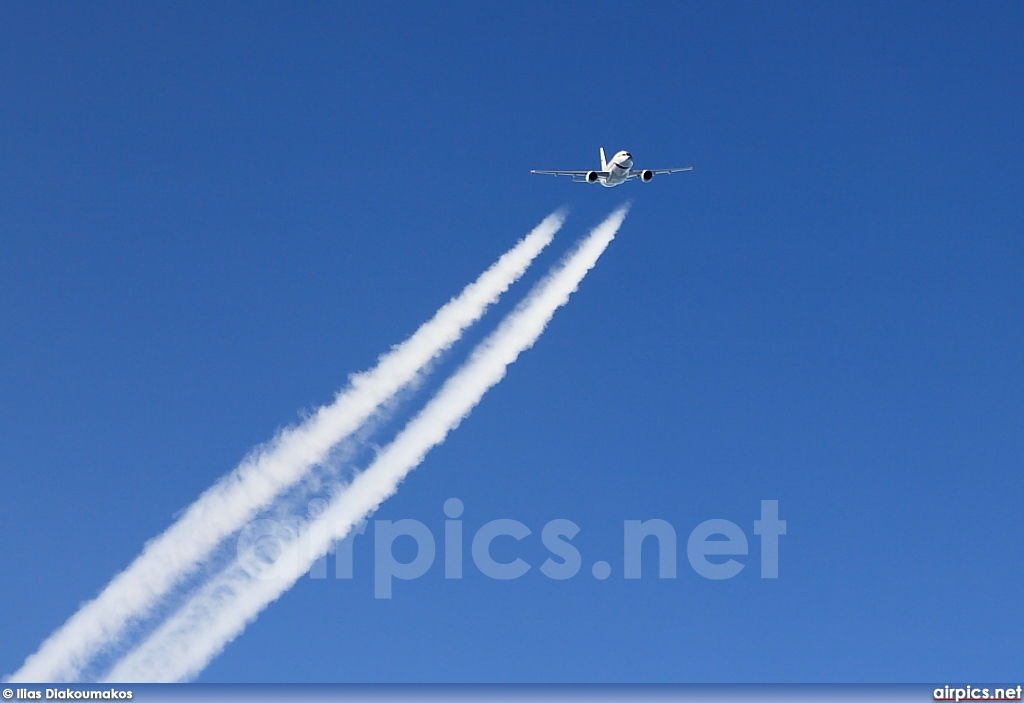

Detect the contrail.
[
  {"left": 104, "top": 205, "right": 628, "bottom": 683},
  {"left": 9, "top": 212, "right": 564, "bottom": 683}
]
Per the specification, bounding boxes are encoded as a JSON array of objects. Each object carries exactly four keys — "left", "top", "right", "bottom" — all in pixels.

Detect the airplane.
[{"left": 530, "top": 148, "right": 693, "bottom": 187}]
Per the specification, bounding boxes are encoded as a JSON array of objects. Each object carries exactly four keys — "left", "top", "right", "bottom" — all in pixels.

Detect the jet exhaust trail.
[
  {"left": 9, "top": 212, "right": 564, "bottom": 683},
  {"left": 104, "top": 205, "right": 629, "bottom": 683}
]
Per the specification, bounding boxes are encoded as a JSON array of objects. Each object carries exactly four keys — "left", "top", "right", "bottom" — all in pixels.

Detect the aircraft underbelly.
[{"left": 602, "top": 170, "right": 628, "bottom": 187}]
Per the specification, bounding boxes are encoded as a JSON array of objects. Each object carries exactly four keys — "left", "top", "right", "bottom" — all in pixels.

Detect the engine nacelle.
[
  {"left": 585, "top": 171, "right": 600, "bottom": 183},
  {"left": 640, "top": 170, "right": 655, "bottom": 183}
]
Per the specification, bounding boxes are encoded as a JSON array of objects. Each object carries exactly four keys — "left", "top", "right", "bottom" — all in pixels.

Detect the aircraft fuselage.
[{"left": 599, "top": 150, "right": 634, "bottom": 187}]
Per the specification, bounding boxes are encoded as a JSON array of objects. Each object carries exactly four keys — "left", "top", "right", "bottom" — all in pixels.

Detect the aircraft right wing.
[{"left": 530, "top": 170, "right": 611, "bottom": 183}]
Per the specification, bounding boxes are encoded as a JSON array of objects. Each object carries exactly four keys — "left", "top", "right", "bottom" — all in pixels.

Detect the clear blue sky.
[{"left": 2, "top": 2, "right": 1022, "bottom": 683}]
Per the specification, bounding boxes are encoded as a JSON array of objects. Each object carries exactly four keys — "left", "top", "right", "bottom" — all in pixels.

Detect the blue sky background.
[{"left": 2, "top": 1, "right": 1022, "bottom": 683}]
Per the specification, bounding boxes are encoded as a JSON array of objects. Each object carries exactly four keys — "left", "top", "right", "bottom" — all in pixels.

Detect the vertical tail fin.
[{"left": 599, "top": 147, "right": 607, "bottom": 171}]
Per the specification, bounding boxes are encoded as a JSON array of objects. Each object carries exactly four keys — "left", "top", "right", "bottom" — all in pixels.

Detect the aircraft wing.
[
  {"left": 530, "top": 169, "right": 611, "bottom": 183},
  {"left": 627, "top": 166, "right": 694, "bottom": 177}
]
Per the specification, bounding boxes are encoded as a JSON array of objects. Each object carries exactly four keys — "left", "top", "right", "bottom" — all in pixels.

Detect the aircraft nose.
[{"left": 624, "top": 152, "right": 632, "bottom": 158}]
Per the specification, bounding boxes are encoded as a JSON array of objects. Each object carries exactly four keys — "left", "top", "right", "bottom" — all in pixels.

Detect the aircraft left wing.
[{"left": 627, "top": 167, "right": 694, "bottom": 177}]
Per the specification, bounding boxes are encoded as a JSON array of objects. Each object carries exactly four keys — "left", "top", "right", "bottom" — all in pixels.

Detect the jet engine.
[
  {"left": 585, "top": 171, "right": 600, "bottom": 183},
  {"left": 640, "top": 170, "right": 655, "bottom": 183}
]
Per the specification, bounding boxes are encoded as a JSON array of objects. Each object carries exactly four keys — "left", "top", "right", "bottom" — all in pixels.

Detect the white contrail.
[
  {"left": 104, "top": 205, "right": 628, "bottom": 683},
  {"left": 9, "top": 212, "right": 564, "bottom": 683}
]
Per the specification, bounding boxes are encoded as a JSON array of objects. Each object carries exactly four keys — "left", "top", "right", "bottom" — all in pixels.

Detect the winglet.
[{"left": 599, "top": 147, "right": 607, "bottom": 171}]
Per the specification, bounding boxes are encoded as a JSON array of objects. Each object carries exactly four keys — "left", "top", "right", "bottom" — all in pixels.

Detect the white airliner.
[{"left": 531, "top": 148, "right": 692, "bottom": 187}]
